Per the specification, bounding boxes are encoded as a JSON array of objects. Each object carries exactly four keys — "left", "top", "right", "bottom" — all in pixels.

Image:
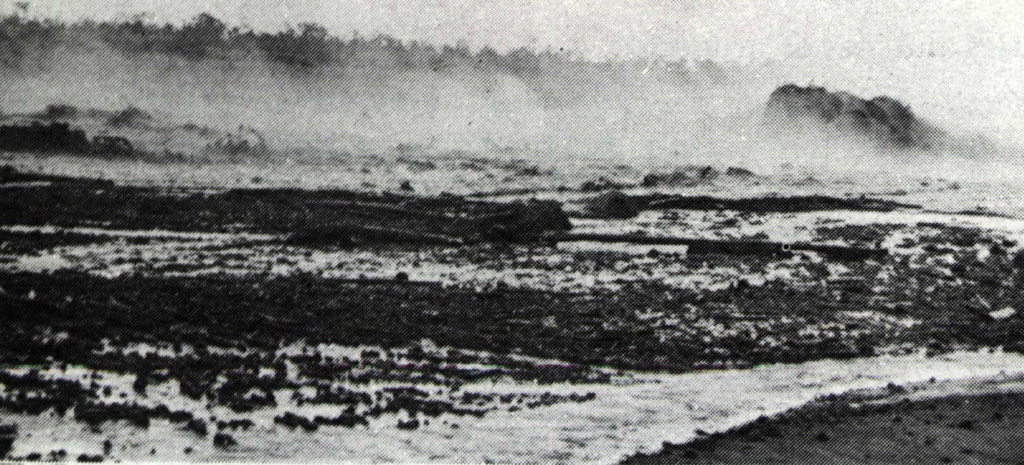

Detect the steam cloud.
[{"left": 0, "top": 13, "right": 1013, "bottom": 179}]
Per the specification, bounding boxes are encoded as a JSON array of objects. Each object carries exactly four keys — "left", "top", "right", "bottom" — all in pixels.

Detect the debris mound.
[{"left": 764, "top": 84, "right": 944, "bottom": 149}]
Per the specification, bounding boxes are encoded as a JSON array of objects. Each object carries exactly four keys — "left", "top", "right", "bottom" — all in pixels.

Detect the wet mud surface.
[{"left": 3, "top": 168, "right": 1024, "bottom": 461}]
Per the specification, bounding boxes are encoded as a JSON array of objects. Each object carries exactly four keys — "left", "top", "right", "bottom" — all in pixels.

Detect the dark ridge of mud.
[
  {"left": 622, "top": 390, "right": 1024, "bottom": 465},
  {"left": 0, "top": 165, "right": 113, "bottom": 187},
  {"left": 0, "top": 122, "right": 135, "bottom": 157},
  {"left": 0, "top": 167, "right": 571, "bottom": 243},
  {"left": 579, "top": 191, "right": 920, "bottom": 219},
  {"left": 645, "top": 195, "right": 920, "bottom": 213}
]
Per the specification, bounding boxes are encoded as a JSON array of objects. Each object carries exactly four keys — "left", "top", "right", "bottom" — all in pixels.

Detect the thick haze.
[
  {"left": 2, "top": 0, "right": 1023, "bottom": 177},
  {"left": 17, "top": 0, "right": 1023, "bottom": 141}
]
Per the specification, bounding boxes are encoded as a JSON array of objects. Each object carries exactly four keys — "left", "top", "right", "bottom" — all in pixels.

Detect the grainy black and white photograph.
[{"left": 1, "top": 0, "right": 1023, "bottom": 463}]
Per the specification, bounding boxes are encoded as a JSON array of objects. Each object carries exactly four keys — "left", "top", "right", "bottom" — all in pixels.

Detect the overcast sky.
[{"left": 8, "top": 0, "right": 1024, "bottom": 143}]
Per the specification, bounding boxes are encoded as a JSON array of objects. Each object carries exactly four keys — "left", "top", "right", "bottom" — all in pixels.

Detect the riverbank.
[{"left": 624, "top": 372, "right": 1024, "bottom": 464}]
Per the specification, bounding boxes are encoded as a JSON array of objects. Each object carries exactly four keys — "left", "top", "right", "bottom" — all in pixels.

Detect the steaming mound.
[{"left": 764, "top": 84, "right": 952, "bottom": 150}]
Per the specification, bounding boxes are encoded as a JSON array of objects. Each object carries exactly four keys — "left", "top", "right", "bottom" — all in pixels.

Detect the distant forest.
[{"left": 0, "top": 13, "right": 731, "bottom": 82}]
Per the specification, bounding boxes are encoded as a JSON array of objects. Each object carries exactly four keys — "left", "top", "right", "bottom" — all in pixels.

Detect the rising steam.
[{"left": 0, "top": 12, "right": 1012, "bottom": 181}]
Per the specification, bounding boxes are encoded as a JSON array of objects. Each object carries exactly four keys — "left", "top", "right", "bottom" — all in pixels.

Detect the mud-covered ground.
[
  {"left": 2, "top": 164, "right": 1024, "bottom": 461},
  {"left": 623, "top": 374, "right": 1024, "bottom": 465}
]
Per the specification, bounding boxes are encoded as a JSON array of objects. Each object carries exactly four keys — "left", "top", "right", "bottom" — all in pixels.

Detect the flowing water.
[{"left": 8, "top": 350, "right": 1024, "bottom": 463}]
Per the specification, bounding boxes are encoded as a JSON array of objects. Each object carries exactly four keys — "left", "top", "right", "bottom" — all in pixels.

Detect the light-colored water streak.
[{"left": 217, "top": 350, "right": 1024, "bottom": 463}]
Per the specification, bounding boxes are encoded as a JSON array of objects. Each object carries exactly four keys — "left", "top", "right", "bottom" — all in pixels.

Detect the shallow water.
[
  {"left": 13, "top": 350, "right": 1021, "bottom": 463},
  {"left": 243, "top": 350, "right": 1024, "bottom": 464}
]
